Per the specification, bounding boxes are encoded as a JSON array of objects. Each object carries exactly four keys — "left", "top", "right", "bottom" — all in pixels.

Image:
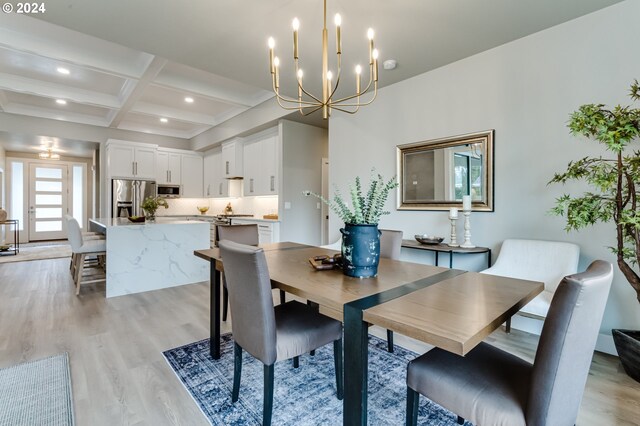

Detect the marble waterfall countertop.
[{"left": 89, "top": 217, "right": 209, "bottom": 298}]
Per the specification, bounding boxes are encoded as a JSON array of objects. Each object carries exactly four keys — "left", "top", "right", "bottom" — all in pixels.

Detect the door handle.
[
  {"left": 270, "top": 175, "right": 275, "bottom": 191},
  {"left": 132, "top": 162, "right": 135, "bottom": 175},
  {"left": 169, "top": 170, "right": 172, "bottom": 182},
  {"left": 219, "top": 182, "right": 222, "bottom": 195},
  {"left": 225, "top": 161, "right": 229, "bottom": 175},
  {"left": 207, "top": 184, "right": 210, "bottom": 196},
  {"left": 250, "top": 178, "right": 254, "bottom": 193}
]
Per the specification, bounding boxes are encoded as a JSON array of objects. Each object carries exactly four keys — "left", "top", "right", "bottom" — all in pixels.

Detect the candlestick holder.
[
  {"left": 448, "top": 216, "right": 459, "bottom": 247},
  {"left": 460, "top": 210, "right": 476, "bottom": 248}
]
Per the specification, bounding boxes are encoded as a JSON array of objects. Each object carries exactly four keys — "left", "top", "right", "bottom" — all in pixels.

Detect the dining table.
[{"left": 194, "top": 242, "right": 543, "bottom": 426}]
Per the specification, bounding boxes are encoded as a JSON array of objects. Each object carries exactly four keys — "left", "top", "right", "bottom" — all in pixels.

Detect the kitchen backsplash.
[
  {"left": 157, "top": 196, "right": 278, "bottom": 218},
  {"left": 157, "top": 198, "right": 210, "bottom": 216}
]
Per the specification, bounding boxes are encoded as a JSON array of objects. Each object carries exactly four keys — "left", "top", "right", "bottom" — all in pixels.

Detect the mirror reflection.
[{"left": 396, "top": 130, "right": 494, "bottom": 211}]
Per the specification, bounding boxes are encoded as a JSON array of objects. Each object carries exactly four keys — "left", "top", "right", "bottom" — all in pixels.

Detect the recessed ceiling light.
[
  {"left": 184, "top": 97, "right": 194, "bottom": 103},
  {"left": 57, "top": 67, "right": 70, "bottom": 75},
  {"left": 55, "top": 99, "right": 67, "bottom": 105},
  {"left": 160, "top": 118, "right": 168, "bottom": 123},
  {"left": 383, "top": 59, "right": 397, "bottom": 70}
]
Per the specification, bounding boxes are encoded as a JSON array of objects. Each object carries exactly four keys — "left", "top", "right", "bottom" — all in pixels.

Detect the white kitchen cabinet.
[
  {"left": 156, "top": 150, "right": 182, "bottom": 185},
  {"left": 181, "top": 154, "right": 204, "bottom": 197},
  {"left": 221, "top": 139, "right": 243, "bottom": 178},
  {"left": 243, "top": 139, "right": 260, "bottom": 196},
  {"left": 204, "top": 147, "right": 229, "bottom": 198},
  {"left": 231, "top": 219, "right": 280, "bottom": 244},
  {"left": 106, "top": 142, "right": 157, "bottom": 179},
  {"left": 242, "top": 134, "right": 279, "bottom": 196}
]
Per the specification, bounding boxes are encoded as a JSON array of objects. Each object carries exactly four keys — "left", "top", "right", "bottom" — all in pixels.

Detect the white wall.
[
  {"left": 280, "top": 120, "right": 328, "bottom": 245},
  {"left": 329, "top": 0, "right": 640, "bottom": 342}
]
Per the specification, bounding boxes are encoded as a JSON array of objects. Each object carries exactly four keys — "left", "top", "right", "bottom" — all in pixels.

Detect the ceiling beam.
[{"left": 108, "top": 57, "right": 168, "bottom": 128}]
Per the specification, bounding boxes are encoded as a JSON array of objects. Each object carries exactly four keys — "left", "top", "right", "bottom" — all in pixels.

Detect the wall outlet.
[
  {"left": 317, "top": 202, "right": 321, "bottom": 209},
  {"left": 284, "top": 202, "right": 292, "bottom": 209}
]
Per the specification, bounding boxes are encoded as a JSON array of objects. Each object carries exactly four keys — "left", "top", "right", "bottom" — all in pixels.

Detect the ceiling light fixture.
[
  {"left": 39, "top": 149, "right": 60, "bottom": 161},
  {"left": 56, "top": 67, "right": 70, "bottom": 75},
  {"left": 267, "top": 0, "right": 378, "bottom": 119},
  {"left": 184, "top": 97, "right": 194, "bottom": 103},
  {"left": 160, "top": 118, "right": 168, "bottom": 123},
  {"left": 55, "top": 99, "right": 67, "bottom": 105}
]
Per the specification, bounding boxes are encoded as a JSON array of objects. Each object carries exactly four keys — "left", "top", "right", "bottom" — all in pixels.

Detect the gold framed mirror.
[{"left": 396, "top": 130, "right": 494, "bottom": 211}]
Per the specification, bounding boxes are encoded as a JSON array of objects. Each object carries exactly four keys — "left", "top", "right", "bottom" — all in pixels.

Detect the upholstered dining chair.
[
  {"left": 380, "top": 229, "right": 403, "bottom": 352},
  {"left": 405, "top": 260, "right": 613, "bottom": 426},
  {"left": 217, "top": 224, "right": 286, "bottom": 321},
  {"left": 64, "top": 215, "right": 107, "bottom": 295},
  {"left": 481, "top": 239, "right": 580, "bottom": 332},
  {"left": 219, "top": 240, "right": 343, "bottom": 426}
]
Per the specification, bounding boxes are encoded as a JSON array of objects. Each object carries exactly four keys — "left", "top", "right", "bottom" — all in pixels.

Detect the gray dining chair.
[
  {"left": 405, "top": 260, "right": 613, "bottom": 426},
  {"left": 217, "top": 224, "right": 285, "bottom": 321},
  {"left": 219, "top": 240, "right": 343, "bottom": 426},
  {"left": 380, "top": 229, "right": 403, "bottom": 352}
]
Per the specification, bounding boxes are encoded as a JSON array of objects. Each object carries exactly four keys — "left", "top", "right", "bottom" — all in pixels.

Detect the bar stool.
[{"left": 65, "top": 216, "right": 106, "bottom": 295}]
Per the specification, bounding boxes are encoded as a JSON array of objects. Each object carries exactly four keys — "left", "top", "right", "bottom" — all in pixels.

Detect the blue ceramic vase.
[{"left": 340, "top": 223, "right": 381, "bottom": 278}]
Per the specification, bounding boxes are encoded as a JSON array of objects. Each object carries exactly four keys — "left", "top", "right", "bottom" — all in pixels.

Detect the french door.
[{"left": 28, "top": 163, "right": 69, "bottom": 241}]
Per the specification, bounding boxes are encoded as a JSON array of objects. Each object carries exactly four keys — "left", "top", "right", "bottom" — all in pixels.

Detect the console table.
[
  {"left": 401, "top": 239, "right": 490, "bottom": 269},
  {"left": 0, "top": 220, "right": 19, "bottom": 256}
]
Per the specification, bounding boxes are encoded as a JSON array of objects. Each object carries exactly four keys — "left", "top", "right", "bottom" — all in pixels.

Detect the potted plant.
[
  {"left": 549, "top": 80, "right": 640, "bottom": 382},
  {"left": 315, "top": 171, "right": 398, "bottom": 278},
  {"left": 140, "top": 196, "right": 169, "bottom": 221}
]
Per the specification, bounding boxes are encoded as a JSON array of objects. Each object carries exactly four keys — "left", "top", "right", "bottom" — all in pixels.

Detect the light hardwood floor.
[{"left": 0, "top": 258, "right": 638, "bottom": 425}]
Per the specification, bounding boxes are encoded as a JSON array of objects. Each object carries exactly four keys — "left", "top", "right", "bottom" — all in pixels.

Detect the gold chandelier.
[
  {"left": 39, "top": 148, "right": 60, "bottom": 160},
  {"left": 267, "top": 0, "right": 379, "bottom": 119}
]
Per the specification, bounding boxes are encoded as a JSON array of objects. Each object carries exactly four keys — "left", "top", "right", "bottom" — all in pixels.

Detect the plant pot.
[
  {"left": 612, "top": 329, "right": 640, "bottom": 383},
  {"left": 144, "top": 210, "right": 156, "bottom": 222},
  {"left": 340, "top": 223, "right": 381, "bottom": 278}
]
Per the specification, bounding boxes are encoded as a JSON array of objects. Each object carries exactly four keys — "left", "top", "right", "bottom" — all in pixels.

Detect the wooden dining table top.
[{"left": 195, "top": 242, "right": 544, "bottom": 356}]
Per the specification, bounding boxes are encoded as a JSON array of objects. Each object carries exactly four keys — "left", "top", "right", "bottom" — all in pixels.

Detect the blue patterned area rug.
[{"left": 164, "top": 334, "right": 471, "bottom": 425}]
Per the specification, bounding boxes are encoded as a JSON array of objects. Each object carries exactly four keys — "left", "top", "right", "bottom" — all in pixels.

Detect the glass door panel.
[{"left": 28, "top": 163, "right": 68, "bottom": 240}]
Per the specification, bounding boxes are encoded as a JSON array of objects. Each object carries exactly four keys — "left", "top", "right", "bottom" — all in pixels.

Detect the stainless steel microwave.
[{"left": 157, "top": 184, "right": 182, "bottom": 198}]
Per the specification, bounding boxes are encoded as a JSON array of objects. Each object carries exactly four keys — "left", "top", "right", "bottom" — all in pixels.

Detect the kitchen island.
[{"left": 89, "top": 218, "right": 209, "bottom": 298}]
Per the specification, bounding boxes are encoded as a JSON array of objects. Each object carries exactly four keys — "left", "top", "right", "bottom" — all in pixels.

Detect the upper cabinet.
[
  {"left": 105, "top": 141, "right": 157, "bottom": 180},
  {"left": 243, "top": 131, "right": 279, "bottom": 196},
  {"left": 221, "top": 139, "right": 243, "bottom": 178},
  {"left": 181, "top": 154, "right": 204, "bottom": 198},
  {"left": 157, "top": 150, "right": 182, "bottom": 185}
]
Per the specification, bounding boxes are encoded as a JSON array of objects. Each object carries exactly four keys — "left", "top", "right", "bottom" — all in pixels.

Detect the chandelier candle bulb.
[
  {"left": 268, "top": 37, "right": 275, "bottom": 73},
  {"left": 335, "top": 14, "right": 341, "bottom": 54},
  {"left": 368, "top": 28, "right": 375, "bottom": 64},
  {"left": 292, "top": 18, "right": 299, "bottom": 59}
]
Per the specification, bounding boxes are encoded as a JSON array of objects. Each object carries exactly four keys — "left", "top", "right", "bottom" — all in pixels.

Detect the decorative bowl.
[
  {"left": 197, "top": 206, "right": 209, "bottom": 214},
  {"left": 128, "top": 216, "right": 145, "bottom": 223},
  {"left": 0, "top": 244, "right": 10, "bottom": 251},
  {"left": 415, "top": 234, "right": 444, "bottom": 245}
]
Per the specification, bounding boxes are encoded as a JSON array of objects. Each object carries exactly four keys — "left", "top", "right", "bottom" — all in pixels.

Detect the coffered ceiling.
[
  {"left": 0, "top": 0, "right": 626, "bottom": 157},
  {"left": 0, "top": 11, "right": 273, "bottom": 145}
]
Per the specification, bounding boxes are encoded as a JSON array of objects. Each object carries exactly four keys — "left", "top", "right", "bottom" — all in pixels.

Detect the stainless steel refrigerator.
[{"left": 112, "top": 179, "right": 157, "bottom": 218}]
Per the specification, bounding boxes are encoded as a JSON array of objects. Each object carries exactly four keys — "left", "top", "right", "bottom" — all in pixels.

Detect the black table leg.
[
  {"left": 449, "top": 252, "right": 453, "bottom": 269},
  {"left": 435, "top": 252, "right": 439, "bottom": 266},
  {"left": 210, "top": 259, "right": 221, "bottom": 359},
  {"left": 343, "top": 304, "right": 369, "bottom": 426},
  {"left": 488, "top": 250, "right": 492, "bottom": 268}
]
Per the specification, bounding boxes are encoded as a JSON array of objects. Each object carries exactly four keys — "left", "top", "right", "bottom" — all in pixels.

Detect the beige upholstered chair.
[
  {"left": 405, "top": 260, "right": 613, "bottom": 426},
  {"left": 481, "top": 239, "right": 580, "bottom": 332},
  {"left": 380, "top": 229, "right": 403, "bottom": 352},
  {"left": 219, "top": 240, "right": 343, "bottom": 426},
  {"left": 65, "top": 215, "right": 106, "bottom": 295},
  {"left": 217, "top": 224, "right": 286, "bottom": 321}
]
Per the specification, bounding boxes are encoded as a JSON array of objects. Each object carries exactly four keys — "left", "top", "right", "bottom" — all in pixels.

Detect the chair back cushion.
[
  {"left": 64, "top": 215, "right": 84, "bottom": 251},
  {"left": 218, "top": 224, "right": 259, "bottom": 246},
  {"left": 483, "top": 239, "right": 580, "bottom": 292},
  {"left": 218, "top": 240, "right": 277, "bottom": 365},
  {"left": 526, "top": 260, "right": 613, "bottom": 426},
  {"left": 380, "top": 229, "right": 403, "bottom": 260}
]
